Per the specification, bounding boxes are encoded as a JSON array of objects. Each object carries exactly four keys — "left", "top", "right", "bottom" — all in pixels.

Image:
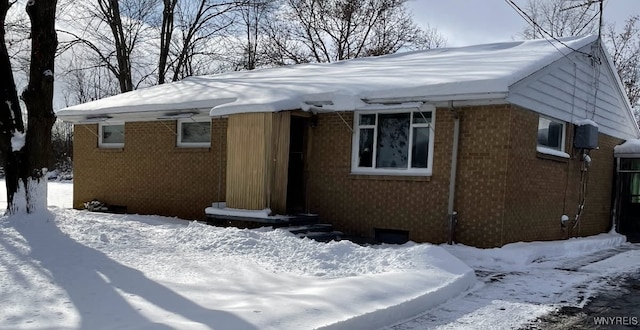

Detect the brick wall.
[
  {"left": 307, "top": 105, "right": 619, "bottom": 247},
  {"left": 307, "top": 109, "right": 455, "bottom": 244},
  {"left": 454, "top": 105, "right": 512, "bottom": 247},
  {"left": 73, "top": 119, "right": 227, "bottom": 220},
  {"left": 72, "top": 106, "right": 619, "bottom": 246},
  {"left": 501, "top": 106, "right": 620, "bottom": 245}
]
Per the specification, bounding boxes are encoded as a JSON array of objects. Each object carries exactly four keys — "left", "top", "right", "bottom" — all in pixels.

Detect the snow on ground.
[
  {"left": 0, "top": 180, "right": 639, "bottom": 330},
  {"left": 389, "top": 233, "right": 640, "bottom": 330},
  {"left": 0, "top": 181, "right": 474, "bottom": 330}
]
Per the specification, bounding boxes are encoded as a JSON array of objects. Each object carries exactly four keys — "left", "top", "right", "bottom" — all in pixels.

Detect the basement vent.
[{"left": 375, "top": 228, "right": 409, "bottom": 244}]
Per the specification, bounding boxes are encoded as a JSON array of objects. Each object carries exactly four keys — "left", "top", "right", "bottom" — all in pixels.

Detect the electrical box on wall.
[{"left": 574, "top": 122, "right": 598, "bottom": 149}]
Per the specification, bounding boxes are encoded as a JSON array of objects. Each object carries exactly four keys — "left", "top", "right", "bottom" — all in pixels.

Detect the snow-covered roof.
[
  {"left": 57, "top": 35, "right": 599, "bottom": 122},
  {"left": 614, "top": 139, "right": 640, "bottom": 157}
]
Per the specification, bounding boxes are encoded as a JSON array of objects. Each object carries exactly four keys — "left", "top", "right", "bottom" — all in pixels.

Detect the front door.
[{"left": 286, "top": 116, "right": 307, "bottom": 214}]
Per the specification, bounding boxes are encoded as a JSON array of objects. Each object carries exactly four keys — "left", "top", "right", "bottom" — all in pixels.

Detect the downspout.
[
  {"left": 612, "top": 157, "right": 621, "bottom": 232},
  {"left": 447, "top": 101, "right": 460, "bottom": 245}
]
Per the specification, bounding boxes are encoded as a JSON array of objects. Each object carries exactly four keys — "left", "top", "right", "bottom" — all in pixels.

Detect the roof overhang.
[{"left": 61, "top": 108, "right": 214, "bottom": 124}]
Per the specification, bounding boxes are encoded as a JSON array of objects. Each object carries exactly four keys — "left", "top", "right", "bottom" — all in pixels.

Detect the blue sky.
[{"left": 408, "top": 0, "right": 640, "bottom": 46}]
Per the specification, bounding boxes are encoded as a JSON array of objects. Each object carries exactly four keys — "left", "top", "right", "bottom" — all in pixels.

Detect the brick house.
[{"left": 58, "top": 35, "right": 639, "bottom": 247}]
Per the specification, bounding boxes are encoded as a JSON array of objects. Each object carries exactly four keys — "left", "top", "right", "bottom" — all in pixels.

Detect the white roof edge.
[
  {"left": 361, "top": 92, "right": 509, "bottom": 104},
  {"left": 60, "top": 107, "right": 214, "bottom": 124},
  {"left": 208, "top": 92, "right": 510, "bottom": 117},
  {"left": 597, "top": 39, "right": 640, "bottom": 137}
]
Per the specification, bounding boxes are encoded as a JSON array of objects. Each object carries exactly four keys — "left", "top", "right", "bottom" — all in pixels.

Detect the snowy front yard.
[
  {"left": 0, "top": 181, "right": 474, "bottom": 330},
  {"left": 0, "top": 181, "right": 639, "bottom": 330}
]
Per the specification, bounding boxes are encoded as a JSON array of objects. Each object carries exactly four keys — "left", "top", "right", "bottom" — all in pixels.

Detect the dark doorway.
[
  {"left": 286, "top": 116, "right": 307, "bottom": 214},
  {"left": 616, "top": 158, "right": 640, "bottom": 242}
]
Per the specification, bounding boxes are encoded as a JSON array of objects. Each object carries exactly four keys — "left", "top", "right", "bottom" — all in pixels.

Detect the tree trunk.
[
  {"left": 0, "top": 0, "right": 57, "bottom": 214},
  {"left": 159, "top": 0, "right": 177, "bottom": 84},
  {"left": 0, "top": 0, "right": 26, "bottom": 214}
]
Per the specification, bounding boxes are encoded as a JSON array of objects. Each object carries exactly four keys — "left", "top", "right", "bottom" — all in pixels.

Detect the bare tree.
[
  {"left": 520, "top": 0, "right": 599, "bottom": 39},
  {"left": 58, "top": 0, "right": 157, "bottom": 93},
  {"left": 0, "top": 0, "right": 57, "bottom": 214},
  {"left": 167, "top": 0, "right": 238, "bottom": 81},
  {"left": 519, "top": 0, "right": 640, "bottom": 114},
  {"left": 158, "top": 0, "right": 178, "bottom": 84},
  {"left": 606, "top": 16, "right": 640, "bottom": 110},
  {"left": 234, "top": 0, "right": 273, "bottom": 70},
  {"left": 61, "top": 56, "right": 121, "bottom": 105},
  {"left": 264, "top": 0, "right": 444, "bottom": 64}
]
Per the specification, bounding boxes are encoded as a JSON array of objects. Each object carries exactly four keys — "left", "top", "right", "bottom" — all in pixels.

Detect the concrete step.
[
  {"left": 287, "top": 224, "right": 333, "bottom": 234},
  {"left": 298, "top": 231, "right": 343, "bottom": 242}
]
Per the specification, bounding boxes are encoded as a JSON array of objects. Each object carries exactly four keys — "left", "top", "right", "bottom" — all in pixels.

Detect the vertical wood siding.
[
  {"left": 226, "top": 113, "right": 269, "bottom": 210},
  {"left": 270, "top": 112, "right": 291, "bottom": 214},
  {"left": 226, "top": 112, "right": 292, "bottom": 212}
]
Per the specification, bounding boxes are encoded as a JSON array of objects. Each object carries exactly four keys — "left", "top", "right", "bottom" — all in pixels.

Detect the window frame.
[
  {"left": 177, "top": 118, "right": 212, "bottom": 148},
  {"left": 351, "top": 107, "right": 436, "bottom": 176},
  {"left": 537, "top": 115, "right": 568, "bottom": 157},
  {"left": 98, "top": 122, "right": 125, "bottom": 148}
]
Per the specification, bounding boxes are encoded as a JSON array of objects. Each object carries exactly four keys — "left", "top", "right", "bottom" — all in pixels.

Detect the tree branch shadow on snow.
[{"left": 9, "top": 210, "right": 258, "bottom": 330}]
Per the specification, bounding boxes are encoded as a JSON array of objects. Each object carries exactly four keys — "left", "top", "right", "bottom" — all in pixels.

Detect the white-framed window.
[
  {"left": 98, "top": 123, "right": 124, "bottom": 148},
  {"left": 352, "top": 108, "right": 435, "bottom": 176},
  {"left": 177, "top": 119, "right": 211, "bottom": 147},
  {"left": 537, "top": 116, "right": 567, "bottom": 156}
]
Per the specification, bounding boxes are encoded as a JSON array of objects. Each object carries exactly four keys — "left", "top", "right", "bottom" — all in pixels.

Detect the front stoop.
[{"left": 206, "top": 212, "right": 342, "bottom": 242}]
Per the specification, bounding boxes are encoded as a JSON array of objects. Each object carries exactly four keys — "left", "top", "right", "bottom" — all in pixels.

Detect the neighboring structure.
[
  {"left": 58, "top": 35, "right": 639, "bottom": 247},
  {"left": 613, "top": 139, "right": 640, "bottom": 242}
]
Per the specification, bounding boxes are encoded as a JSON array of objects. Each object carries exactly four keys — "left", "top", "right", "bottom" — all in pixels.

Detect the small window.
[
  {"left": 177, "top": 119, "right": 211, "bottom": 147},
  {"left": 537, "top": 116, "right": 565, "bottom": 151},
  {"left": 352, "top": 108, "right": 435, "bottom": 175},
  {"left": 99, "top": 123, "right": 124, "bottom": 148}
]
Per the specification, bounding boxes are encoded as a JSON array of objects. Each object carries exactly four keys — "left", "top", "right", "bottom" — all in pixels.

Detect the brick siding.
[
  {"left": 307, "top": 105, "right": 619, "bottom": 247},
  {"left": 73, "top": 119, "right": 227, "bottom": 220},
  {"left": 73, "top": 105, "right": 618, "bottom": 247},
  {"left": 502, "top": 106, "right": 620, "bottom": 245},
  {"left": 307, "top": 110, "right": 454, "bottom": 244}
]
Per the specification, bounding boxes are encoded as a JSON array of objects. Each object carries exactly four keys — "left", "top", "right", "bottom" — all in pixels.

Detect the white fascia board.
[
  {"left": 362, "top": 92, "right": 509, "bottom": 105},
  {"left": 60, "top": 108, "right": 213, "bottom": 124}
]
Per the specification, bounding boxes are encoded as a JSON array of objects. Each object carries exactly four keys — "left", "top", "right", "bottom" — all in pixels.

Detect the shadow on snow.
[{"left": 4, "top": 210, "right": 258, "bottom": 330}]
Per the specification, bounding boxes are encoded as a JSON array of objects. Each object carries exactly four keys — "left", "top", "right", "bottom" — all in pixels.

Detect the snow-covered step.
[
  {"left": 298, "top": 231, "right": 343, "bottom": 242},
  {"left": 286, "top": 224, "right": 333, "bottom": 235}
]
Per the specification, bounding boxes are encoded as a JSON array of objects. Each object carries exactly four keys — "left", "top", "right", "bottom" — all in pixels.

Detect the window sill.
[
  {"left": 536, "top": 146, "right": 570, "bottom": 162},
  {"left": 95, "top": 147, "right": 124, "bottom": 153},
  {"left": 173, "top": 147, "right": 211, "bottom": 153},
  {"left": 349, "top": 171, "right": 432, "bottom": 181}
]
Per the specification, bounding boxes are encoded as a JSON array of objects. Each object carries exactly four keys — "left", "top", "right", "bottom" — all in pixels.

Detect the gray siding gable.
[{"left": 507, "top": 41, "right": 639, "bottom": 140}]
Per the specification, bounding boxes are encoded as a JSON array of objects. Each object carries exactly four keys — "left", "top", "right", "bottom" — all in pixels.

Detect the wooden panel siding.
[
  {"left": 269, "top": 112, "right": 291, "bottom": 214},
  {"left": 226, "top": 113, "right": 269, "bottom": 210}
]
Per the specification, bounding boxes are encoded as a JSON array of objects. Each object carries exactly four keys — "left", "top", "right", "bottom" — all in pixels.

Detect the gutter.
[
  {"left": 447, "top": 101, "right": 461, "bottom": 245},
  {"left": 362, "top": 92, "right": 509, "bottom": 105}
]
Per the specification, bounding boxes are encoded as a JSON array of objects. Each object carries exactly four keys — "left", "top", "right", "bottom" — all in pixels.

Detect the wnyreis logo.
[{"left": 593, "top": 316, "right": 639, "bottom": 326}]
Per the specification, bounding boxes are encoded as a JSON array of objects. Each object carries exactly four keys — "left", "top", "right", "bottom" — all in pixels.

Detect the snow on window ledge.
[{"left": 536, "top": 146, "right": 570, "bottom": 159}]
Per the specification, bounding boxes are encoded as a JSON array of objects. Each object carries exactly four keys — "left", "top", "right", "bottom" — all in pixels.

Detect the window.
[
  {"left": 99, "top": 123, "right": 124, "bottom": 148},
  {"left": 352, "top": 109, "right": 435, "bottom": 175},
  {"left": 537, "top": 116, "right": 565, "bottom": 151},
  {"left": 177, "top": 119, "right": 211, "bottom": 147}
]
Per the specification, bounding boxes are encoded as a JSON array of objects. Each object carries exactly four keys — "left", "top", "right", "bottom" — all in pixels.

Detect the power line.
[{"left": 503, "top": 0, "right": 597, "bottom": 60}]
